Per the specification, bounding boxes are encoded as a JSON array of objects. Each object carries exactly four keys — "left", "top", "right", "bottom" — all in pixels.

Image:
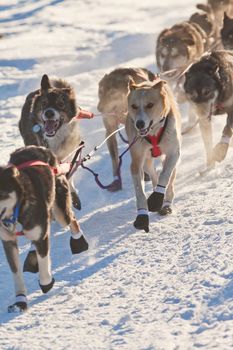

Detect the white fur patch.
[
  {"left": 0, "top": 191, "right": 17, "bottom": 221},
  {"left": 24, "top": 225, "right": 42, "bottom": 241}
]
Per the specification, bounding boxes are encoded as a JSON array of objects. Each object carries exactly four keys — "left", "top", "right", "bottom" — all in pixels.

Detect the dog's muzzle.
[
  {"left": 135, "top": 120, "right": 153, "bottom": 136},
  {"left": 42, "top": 109, "right": 62, "bottom": 137}
]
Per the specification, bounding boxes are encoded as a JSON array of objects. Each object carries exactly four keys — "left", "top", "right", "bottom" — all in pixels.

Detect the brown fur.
[
  {"left": 156, "top": 21, "right": 207, "bottom": 74},
  {"left": 0, "top": 146, "right": 84, "bottom": 310},
  {"left": 97, "top": 67, "right": 155, "bottom": 191},
  {"left": 19, "top": 74, "right": 82, "bottom": 209}
]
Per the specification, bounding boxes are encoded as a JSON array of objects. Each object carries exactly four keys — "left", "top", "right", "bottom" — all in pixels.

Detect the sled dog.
[
  {"left": 125, "top": 78, "right": 181, "bottom": 233},
  {"left": 97, "top": 67, "right": 155, "bottom": 191},
  {"left": 184, "top": 50, "right": 233, "bottom": 170},
  {"left": 156, "top": 21, "right": 207, "bottom": 75},
  {"left": 19, "top": 74, "right": 82, "bottom": 209},
  {"left": 0, "top": 146, "right": 88, "bottom": 312}
]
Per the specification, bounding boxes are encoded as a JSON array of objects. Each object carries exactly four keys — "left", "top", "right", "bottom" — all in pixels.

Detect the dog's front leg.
[
  {"left": 199, "top": 117, "right": 214, "bottom": 169},
  {"left": 33, "top": 234, "right": 55, "bottom": 294},
  {"left": 54, "top": 176, "right": 88, "bottom": 254},
  {"left": 130, "top": 147, "right": 149, "bottom": 233},
  {"left": 103, "top": 116, "right": 122, "bottom": 191},
  {"left": 0, "top": 228, "right": 27, "bottom": 312},
  {"left": 213, "top": 111, "right": 233, "bottom": 162},
  {"left": 148, "top": 149, "right": 180, "bottom": 213}
]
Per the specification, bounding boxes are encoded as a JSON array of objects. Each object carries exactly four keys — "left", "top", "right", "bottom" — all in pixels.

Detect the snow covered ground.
[{"left": 0, "top": 0, "right": 233, "bottom": 349}]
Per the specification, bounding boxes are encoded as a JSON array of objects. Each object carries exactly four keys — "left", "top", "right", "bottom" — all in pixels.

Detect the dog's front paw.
[
  {"left": 147, "top": 187, "right": 165, "bottom": 212},
  {"left": 107, "top": 178, "right": 122, "bottom": 192},
  {"left": 134, "top": 214, "right": 149, "bottom": 233},
  {"left": 159, "top": 205, "right": 172, "bottom": 216},
  {"left": 39, "top": 277, "right": 55, "bottom": 294},
  {"left": 71, "top": 191, "right": 81, "bottom": 210},
  {"left": 213, "top": 142, "right": 229, "bottom": 163},
  {"left": 8, "top": 294, "right": 28, "bottom": 313},
  {"left": 23, "top": 250, "right": 39, "bottom": 273},
  {"left": 70, "top": 232, "right": 89, "bottom": 254}
]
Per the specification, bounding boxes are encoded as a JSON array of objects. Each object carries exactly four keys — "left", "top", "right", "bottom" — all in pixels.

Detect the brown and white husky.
[
  {"left": 0, "top": 146, "right": 88, "bottom": 312},
  {"left": 19, "top": 74, "right": 82, "bottom": 210}
]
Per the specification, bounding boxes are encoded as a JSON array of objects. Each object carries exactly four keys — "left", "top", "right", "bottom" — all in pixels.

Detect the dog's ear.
[
  {"left": 183, "top": 37, "right": 195, "bottom": 46},
  {"left": 128, "top": 77, "right": 137, "bottom": 90},
  {"left": 41, "top": 74, "right": 51, "bottom": 91},
  {"left": 0, "top": 166, "right": 20, "bottom": 179},
  {"left": 223, "top": 12, "right": 230, "bottom": 22},
  {"left": 158, "top": 28, "right": 171, "bottom": 42}
]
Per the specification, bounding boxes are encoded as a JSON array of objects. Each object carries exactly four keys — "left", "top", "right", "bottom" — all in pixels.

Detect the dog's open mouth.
[
  {"left": 138, "top": 121, "right": 153, "bottom": 136},
  {"left": 43, "top": 120, "right": 60, "bottom": 137}
]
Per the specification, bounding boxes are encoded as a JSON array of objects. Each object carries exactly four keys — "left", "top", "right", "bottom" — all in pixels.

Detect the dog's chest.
[{"left": 46, "top": 122, "right": 81, "bottom": 161}]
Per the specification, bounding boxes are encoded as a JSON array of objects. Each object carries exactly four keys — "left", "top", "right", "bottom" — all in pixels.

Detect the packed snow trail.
[{"left": 0, "top": 1, "right": 232, "bottom": 349}]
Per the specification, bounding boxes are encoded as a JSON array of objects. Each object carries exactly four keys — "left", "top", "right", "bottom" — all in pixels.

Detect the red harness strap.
[
  {"left": 9, "top": 160, "right": 71, "bottom": 176},
  {"left": 75, "top": 109, "right": 94, "bottom": 120},
  {"left": 145, "top": 127, "right": 164, "bottom": 158}
]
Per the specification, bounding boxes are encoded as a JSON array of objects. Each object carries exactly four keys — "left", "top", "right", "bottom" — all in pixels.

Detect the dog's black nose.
[
  {"left": 136, "top": 120, "right": 145, "bottom": 130},
  {"left": 44, "top": 109, "right": 55, "bottom": 119}
]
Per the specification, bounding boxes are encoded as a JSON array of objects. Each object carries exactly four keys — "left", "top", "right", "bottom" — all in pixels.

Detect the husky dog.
[
  {"left": 221, "top": 12, "right": 233, "bottom": 49},
  {"left": 19, "top": 74, "right": 82, "bottom": 210},
  {"left": 184, "top": 50, "right": 233, "bottom": 170},
  {"left": 0, "top": 146, "right": 88, "bottom": 312},
  {"left": 156, "top": 22, "right": 207, "bottom": 74},
  {"left": 97, "top": 67, "right": 155, "bottom": 191},
  {"left": 156, "top": 21, "right": 209, "bottom": 134},
  {"left": 125, "top": 78, "right": 181, "bottom": 233}
]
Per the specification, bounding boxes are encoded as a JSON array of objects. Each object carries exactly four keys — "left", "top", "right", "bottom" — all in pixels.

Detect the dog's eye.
[
  {"left": 145, "top": 103, "right": 154, "bottom": 109},
  {"left": 202, "top": 88, "right": 211, "bottom": 97},
  {"left": 56, "top": 98, "right": 65, "bottom": 109},
  {"left": 57, "top": 101, "right": 65, "bottom": 109},
  {"left": 131, "top": 104, "right": 138, "bottom": 110}
]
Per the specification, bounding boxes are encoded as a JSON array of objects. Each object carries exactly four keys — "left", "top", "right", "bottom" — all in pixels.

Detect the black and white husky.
[{"left": 0, "top": 146, "right": 88, "bottom": 312}]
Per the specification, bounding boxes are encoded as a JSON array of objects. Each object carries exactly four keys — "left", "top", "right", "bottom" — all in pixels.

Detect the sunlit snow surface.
[{"left": 0, "top": 1, "right": 232, "bottom": 349}]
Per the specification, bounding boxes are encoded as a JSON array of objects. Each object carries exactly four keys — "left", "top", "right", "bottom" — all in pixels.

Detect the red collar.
[
  {"left": 145, "top": 126, "right": 165, "bottom": 158},
  {"left": 9, "top": 160, "right": 70, "bottom": 176}
]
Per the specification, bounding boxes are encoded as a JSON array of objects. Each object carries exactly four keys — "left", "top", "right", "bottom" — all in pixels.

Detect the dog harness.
[
  {"left": 144, "top": 118, "right": 167, "bottom": 157},
  {"left": 8, "top": 160, "right": 71, "bottom": 175}
]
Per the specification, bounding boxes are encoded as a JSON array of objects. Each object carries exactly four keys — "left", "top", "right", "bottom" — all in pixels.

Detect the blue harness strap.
[{"left": 2, "top": 203, "right": 20, "bottom": 227}]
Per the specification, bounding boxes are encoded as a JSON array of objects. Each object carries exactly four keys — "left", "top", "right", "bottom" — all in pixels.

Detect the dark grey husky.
[{"left": 184, "top": 50, "right": 233, "bottom": 170}]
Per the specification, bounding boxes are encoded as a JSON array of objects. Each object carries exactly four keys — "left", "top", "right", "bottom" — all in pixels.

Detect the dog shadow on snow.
[{"left": 0, "top": 185, "right": 168, "bottom": 322}]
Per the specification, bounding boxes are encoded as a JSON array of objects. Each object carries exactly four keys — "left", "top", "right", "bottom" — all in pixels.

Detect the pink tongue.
[{"left": 44, "top": 120, "right": 58, "bottom": 134}]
